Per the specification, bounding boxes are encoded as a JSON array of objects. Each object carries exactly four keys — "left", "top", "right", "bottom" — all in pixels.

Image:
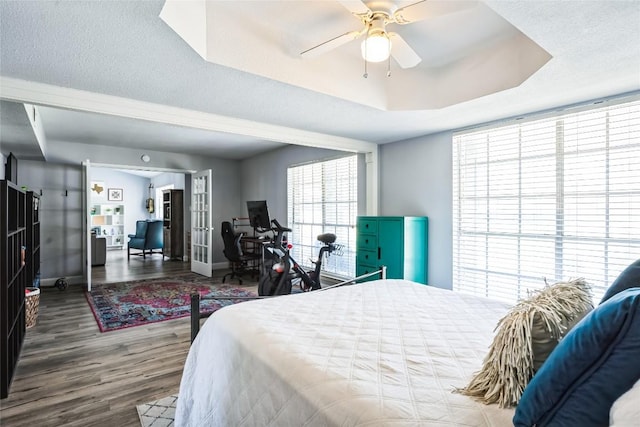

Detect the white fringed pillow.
[{"left": 457, "top": 278, "right": 593, "bottom": 408}]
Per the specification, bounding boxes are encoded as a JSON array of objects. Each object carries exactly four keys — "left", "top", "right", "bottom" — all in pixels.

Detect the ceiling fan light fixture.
[{"left": 361, "top": 31, "right": 391, "bottom": 63}]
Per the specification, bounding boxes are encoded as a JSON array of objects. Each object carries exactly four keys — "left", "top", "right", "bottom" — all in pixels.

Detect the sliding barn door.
[{"left": 191, "top": 169, "right": 213, "bottom": 277}]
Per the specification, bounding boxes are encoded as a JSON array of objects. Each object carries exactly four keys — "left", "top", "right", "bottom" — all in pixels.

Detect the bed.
[{"left": 176, "top": 279, "right": 517, "bottom": 426}]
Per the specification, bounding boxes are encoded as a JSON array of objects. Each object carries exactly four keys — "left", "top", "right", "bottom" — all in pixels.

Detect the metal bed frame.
[{"left": 190, "top": 266, "right": 387, "bottom": 342}]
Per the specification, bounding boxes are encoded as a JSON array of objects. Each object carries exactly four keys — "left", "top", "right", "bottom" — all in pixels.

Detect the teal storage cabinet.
[{"left": 356, "top": 216, "right": 428, "bottom": 284}]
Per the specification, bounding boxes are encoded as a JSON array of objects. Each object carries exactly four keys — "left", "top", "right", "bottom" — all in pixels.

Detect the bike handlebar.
[{"left": 271, "top": 218, "right": 292, "bottom": 233}]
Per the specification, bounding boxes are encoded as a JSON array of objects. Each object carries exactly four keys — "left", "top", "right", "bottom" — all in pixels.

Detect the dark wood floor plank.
[{"left": 0, "top": 249, "right": 246, "bottom": 426}]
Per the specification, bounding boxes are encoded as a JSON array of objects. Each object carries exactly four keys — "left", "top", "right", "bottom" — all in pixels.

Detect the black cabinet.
[
  {"left": 1, "top": 180, "right": 27, "bottom": 399},
  {"left": 163, "top": 189, "right": 184, "bottom": 260}
]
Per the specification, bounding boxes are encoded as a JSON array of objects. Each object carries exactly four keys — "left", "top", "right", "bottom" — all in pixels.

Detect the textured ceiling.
[
  {"left": 0, "top": 0, "right": 639, "bottom": 161},
  {"left": 37, "top": 106, "right": 286, "bottom": 160},
  {"left": 160, "top": 0, "right": 552, "bottom": 110}
]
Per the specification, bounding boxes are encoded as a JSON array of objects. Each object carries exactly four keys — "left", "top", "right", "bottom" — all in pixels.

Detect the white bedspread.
[{"left": 176, "top": 279, "right": 515, "bottom": 426}]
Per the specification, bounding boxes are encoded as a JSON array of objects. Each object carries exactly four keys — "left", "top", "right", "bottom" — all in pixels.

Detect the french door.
[
  {"left": 191, "top": 169, "right": 213, "bottom": 277},
  {"left": 83, "top": 160, "right": 92, "bottom": 291}
]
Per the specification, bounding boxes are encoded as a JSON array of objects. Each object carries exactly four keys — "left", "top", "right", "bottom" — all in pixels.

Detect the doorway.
[
  {"left": 88, "top": 164, "right": 193, "bottom": 286},
  {"left": 154, "top": 184, "right": 174, "bottom": 220}
]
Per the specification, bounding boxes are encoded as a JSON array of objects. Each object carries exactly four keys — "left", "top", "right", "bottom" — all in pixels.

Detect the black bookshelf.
[
  {"left": 1, "top": 180, "right": 27, "bottom": 399},
  {"left": 163, "top": 189, "right": 184, "bottom": 260},
  {"left": 26, "top": 191, "right": 40, "bottom": 289}
]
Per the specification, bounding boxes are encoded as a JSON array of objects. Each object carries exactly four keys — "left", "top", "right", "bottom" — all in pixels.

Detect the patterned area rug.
[
  {"left": 137, "top": 395, "right": 177, "bottom": 427},
  {"left": 85, "top": 273, "right": 256, "bottom": 332}
]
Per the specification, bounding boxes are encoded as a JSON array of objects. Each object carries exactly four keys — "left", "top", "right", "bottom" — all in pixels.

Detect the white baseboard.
[{"left": 212, "top": 262, "right": 229, "bottom": 270}]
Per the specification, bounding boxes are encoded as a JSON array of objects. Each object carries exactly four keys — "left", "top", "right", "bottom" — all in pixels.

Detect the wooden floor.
[
  {"left": 0, "top": 250, "right": 248, "bottom": 427},
  {"left": 91, "top": 247, "right": 192, "bottom": 284}
]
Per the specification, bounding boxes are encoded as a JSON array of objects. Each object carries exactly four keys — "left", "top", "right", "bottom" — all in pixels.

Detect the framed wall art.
[{"left": 108, "top": 188, "right": 123, "bottom": 201}]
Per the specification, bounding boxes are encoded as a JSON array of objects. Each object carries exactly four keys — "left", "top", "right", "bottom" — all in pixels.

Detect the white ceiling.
[
  {"left": 0, "top": 0, "right": 639, "bottom": 161},
  {"left": 160, "top": 0, "right": 552, "bottom": 110},
  {"left": 36, "top": 105, "right": 287, "bottom": 160}
]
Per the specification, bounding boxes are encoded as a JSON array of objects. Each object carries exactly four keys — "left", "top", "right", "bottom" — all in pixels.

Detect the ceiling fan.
[{"left": 300, "top": 0, "right": 477, "bottom": 71}]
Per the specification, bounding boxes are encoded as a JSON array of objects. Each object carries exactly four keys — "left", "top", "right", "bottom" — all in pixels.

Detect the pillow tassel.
[{"left": 456, "top": 278, "right": 593, "bottom": 407}]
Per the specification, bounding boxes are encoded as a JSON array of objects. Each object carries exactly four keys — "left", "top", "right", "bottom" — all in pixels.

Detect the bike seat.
[{"left": 317, "top": 233, "right": 336, "bottom": 244}]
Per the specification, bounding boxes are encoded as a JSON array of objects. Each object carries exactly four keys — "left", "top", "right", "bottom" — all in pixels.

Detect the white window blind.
[
  {"left": 453, "top": 98, "right": 640, "bottom": 304},
  {"left": 287, "top": 155, "right": 357, "bottom": 278}
]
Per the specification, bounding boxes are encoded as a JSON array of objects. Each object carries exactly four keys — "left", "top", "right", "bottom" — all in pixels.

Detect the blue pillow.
[
  {"left": 600, "top": 259, "right": 640, "bottom": 304},
  {"left": 513, "top": 288, "right": 640, "bottom": 427}
]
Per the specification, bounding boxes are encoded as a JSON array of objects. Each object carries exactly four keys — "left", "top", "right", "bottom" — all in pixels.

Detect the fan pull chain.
[
  {"left": 386, "top": 35, "right": 391, "bottom": 77},
  {"left": 363, "top": 36, "right": 368, "bottom": 78},
  {"left": 387, "top": 55, "right": 391, "bottom": 77}
]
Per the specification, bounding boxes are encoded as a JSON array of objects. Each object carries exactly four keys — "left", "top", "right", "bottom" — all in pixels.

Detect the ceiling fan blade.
[
  {"left": 300, "top": 31, "right": 361, "bottom": 58},
  {"left": 394, "top": 0, "right": 478, "bottom": 24},
  {"left": 337, "top": 0, "right": 371, "bottom": 16},
  {"left": 389, "top": 33, "right": 422, "bottom": 68}
]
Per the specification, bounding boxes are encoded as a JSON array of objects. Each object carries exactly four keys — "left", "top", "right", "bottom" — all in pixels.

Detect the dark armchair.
[
  {"left": 128, "top": 220, "right": 164, "bottom": 259},
  {"left": 221, "top": 221, "right": 260, "bottom": 284}
]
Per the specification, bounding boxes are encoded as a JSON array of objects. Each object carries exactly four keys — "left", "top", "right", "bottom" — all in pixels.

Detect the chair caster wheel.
[{"left": 55, "top": 278, "right": 68, "bottom": 291}]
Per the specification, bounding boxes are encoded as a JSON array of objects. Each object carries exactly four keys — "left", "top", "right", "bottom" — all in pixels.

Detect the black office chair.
[{"left": 221, "top": 221, "right": 260, "bottom": 284}]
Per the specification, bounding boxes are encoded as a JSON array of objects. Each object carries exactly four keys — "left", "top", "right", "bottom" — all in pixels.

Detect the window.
[
  {"left": 453, "top": 98, "right": 640, "bottom": 304},
  {"left": 287, "top": 155, "right": 358, "bottom": 278}
]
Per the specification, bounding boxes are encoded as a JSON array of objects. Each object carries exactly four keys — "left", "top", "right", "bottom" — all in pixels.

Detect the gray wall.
[
  {"left": 379, "top": 131, "right": 453, "bottom": 290},
  {"left": 0, "top": 152, "right": 5, "bottom": 177},
  {"left": 18, "top": 160, "right": 84, "bottom": 281},
  {"left": 207, "top": 162, "right": 242, "bottom": 265}
]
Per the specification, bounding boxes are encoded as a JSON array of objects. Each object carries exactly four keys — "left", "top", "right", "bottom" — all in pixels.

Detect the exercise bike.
[{"left": 258, "top": 219, "right": 341, "bottom": 296}]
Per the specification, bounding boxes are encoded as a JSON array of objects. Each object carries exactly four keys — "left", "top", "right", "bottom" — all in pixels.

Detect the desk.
[{"left": 240, "top": 237, "right": 270, "bottom": 275}]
